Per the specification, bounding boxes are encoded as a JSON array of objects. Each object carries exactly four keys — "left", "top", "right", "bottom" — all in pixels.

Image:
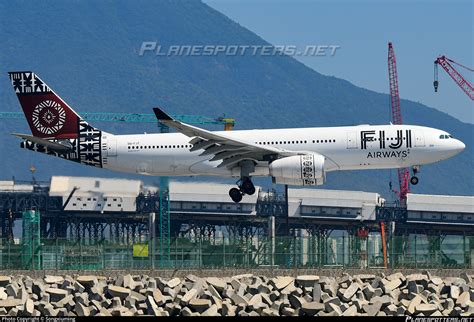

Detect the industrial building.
[{"left": 0, "top": 176, "right": 472, "bottom": 270}]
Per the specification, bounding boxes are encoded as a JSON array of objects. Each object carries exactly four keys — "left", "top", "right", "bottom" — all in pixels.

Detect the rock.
[
  {"left": 272, "top": 277, "right": 294, "bottom": 290},
  {"left": 167, "top": 278, "right": 181, "bottom": 289},
  {"left": 313, "top": 283, "right": 322, "bottom": 302},
  {"left": 383, "top": 304, "right": 398, "bottom": 315},
  {"left": 230, "top": 278, "right": 242, "bottom": 291},
  {"left": 369, "top": 295, "right": 392, "bottom": 307},
  {"left": 208, "top": 284, "right": 222, "bottom": 301},
  {"left": 181, "top": 307, "right": 194, "bottom": 316},
  {"left": 181, "top": 288, "right": 197, "bottom": 304},
  {"left": 257, "top": 283, "right": 271, "bottom": 294},
  {"left": 415, "top": 303, "right": 438, "bottom": 315},
  {"left": 77, "top": 276, "right": 98, "bottom": 288},
  {"left": 431, "top": 277, "right": 444, "bottom": 285},
  {"left": 0, "top": 299, "right": 23, "bottom": 308},
  {"left": 44, "top": 275, "right": 64, "bottom": 284},
  {"left": 248, "top": 294, "right": 262, "bottom": 310},
  {"left": 75, "top": 303, "right": 90, "bottom": 316},
  {"left": 460, "top": 272, "right": 472, "bottom": 284},
  {"left": 281, "top": 307, "right": 296, "bottom": 316},
  {"left": 23, "top": 298, "right": 34, "bottom": 316},
  {"left": 288, "top": 294, "right": 306, "bottom": 309},
  {"left": 342, "top": 283, "right": 359, "bottom": 302},
  {"left": 202, "top": 304, "right": 219, "bottom": 316},
  {"left": 383, "top": 278, "right": 402, "bottom": 293},
  {"left": 328, "top": 302, "right": 343, "bottom": 316},
  {"left": 342, "top": 305, "right": 357, "bottom": 316},
  {"left": 123, "top": 275, "right": 138, "bottom": 290},
  {"left": 129, "top": 291, "right": 145, "bottom": 302},
  {"left": 6, "top": 283, "right": 19, "bottom": 298},
  {"left": 190, "top": 299, "right": 212, "bottom": 313},
  {"left": 0, "top": 288, "right": 7, "bottom": 300},
  {"left": 146, "top": 295, "right": 160, "bottom": 316},
  {"left": 7, "top": 308, "right": 18, "bottom": 316},
  {"left": 152, "top": 289, "right": 164, "bottom": 306},
  {"left": 450, "top": 285, "right": 460, "bottom": 299},
  {"left": 74, "top": 281, "right": 85, "bottom": 293},
  {"left": 295, "top": 275, "right": 319, "bottom": 288},
  {"left": 204, "top": 278, "right": 225, "bottom": 293},
  {"left": 43, "top": 303, "right": 58, "bottom": 316},
  {"left": 261, "top": 308, "right": 279, "bottom": 316},
  {"left": 231, "top": 293, "right": 248, "bottom": 306},
  {"left": 363, "top": 302, "right": 383, "bottom": 316},
  {"left": 107, "top": 285, "right": 131, "bottom": 300},
  {"left": 0, "top": 277, "right": 10, "bottom": 287},
  {"left": 456, "top": 291, "right": 471, "bottom": 308},
  {"left": 301, "top": 302, "right": 325, "bottom": 316},
  {"left": 46, "top": 288, "right": 69, "bottom": 302},
  {"left": 222, "top": 302, "right": 236, "bottom": 316},
  {"left": 280, "top": 282, "right": 297, "bottom": 295}
]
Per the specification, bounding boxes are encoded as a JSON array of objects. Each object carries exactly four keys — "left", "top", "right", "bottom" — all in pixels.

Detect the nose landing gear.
[
  {"left": 228, "top": 177, "right": 256, "bottom": 203},
  {"left": 410, "top": 165, "right": 420, "bottom": 185}
]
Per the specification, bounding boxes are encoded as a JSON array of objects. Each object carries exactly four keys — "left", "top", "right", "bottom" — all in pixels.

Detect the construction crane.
[
  {"left": 434, "top": 56, "right": 474, "bottom": 100},
  {"left": 0, "top": 111, "right": 235, "bottom": 127},
  {"left": 388, "top": 42, "right": 411, "bottom": 208},
  {"left": 0, "top": 110, "right": 235, "bottom": 267}
]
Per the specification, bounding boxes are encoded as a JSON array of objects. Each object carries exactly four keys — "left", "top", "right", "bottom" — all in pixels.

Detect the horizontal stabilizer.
[{"left": 12, "top": 133, "right": 72, "bottom": 151}]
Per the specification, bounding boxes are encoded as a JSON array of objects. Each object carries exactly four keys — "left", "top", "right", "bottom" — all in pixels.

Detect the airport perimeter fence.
[{"left": 0, "top": 234, "right": 472, "bottom": 270}]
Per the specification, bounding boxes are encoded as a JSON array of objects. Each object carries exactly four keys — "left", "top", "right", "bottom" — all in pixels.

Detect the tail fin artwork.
[
  {"left": 8, "top": 71, "right": 81, "bottom": 139},
  {"left": 8, "top": 71, "right": 107, "bottom": 168}
]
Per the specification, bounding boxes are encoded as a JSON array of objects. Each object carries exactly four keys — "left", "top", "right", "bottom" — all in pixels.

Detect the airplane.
[{"left": 8, "top": 71, "right": 465, "bottom": 203}]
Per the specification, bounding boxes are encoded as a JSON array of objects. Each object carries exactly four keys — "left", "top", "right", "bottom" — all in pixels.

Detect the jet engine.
[{"left": 269, "top": 154, "right": 325, "bottom": 186}]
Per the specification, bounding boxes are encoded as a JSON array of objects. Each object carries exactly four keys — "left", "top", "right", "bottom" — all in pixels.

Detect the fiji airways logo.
[
  {"left": 32, "top": 100, "right": 66, "bottom": 135},
  {"left": 360, "top": 129, "right": 412, "bottom": 159}
]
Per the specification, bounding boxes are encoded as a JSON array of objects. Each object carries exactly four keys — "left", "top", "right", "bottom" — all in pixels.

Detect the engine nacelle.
[{"left": 269, "top": 154, "right": 325, "bottom": 186}]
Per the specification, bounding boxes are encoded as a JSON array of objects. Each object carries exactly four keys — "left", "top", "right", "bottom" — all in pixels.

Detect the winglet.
[{"left": 153, "top": 107, "right": 173, "bottom": 121}]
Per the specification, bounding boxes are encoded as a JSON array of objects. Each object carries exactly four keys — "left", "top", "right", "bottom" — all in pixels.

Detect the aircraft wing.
[
  {"left": 153, "top": 108, "right": 298, "bottom": 168},
  {"left": 12, "top": 133, "right": 73, "bottom": 152}
]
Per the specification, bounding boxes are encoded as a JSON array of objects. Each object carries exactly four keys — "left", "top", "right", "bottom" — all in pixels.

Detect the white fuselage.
[{"left": 100, "top": 124, "right": 465, "bottom": 178}]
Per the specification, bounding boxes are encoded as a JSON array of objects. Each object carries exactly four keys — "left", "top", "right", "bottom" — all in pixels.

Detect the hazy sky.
[{"left": 205, "top": 0, "right": 473, "bottom": 124}]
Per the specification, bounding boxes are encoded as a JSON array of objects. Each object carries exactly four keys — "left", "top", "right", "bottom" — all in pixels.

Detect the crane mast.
[{"left": 388, "top": 42, "right": 410, "bottom": 207}]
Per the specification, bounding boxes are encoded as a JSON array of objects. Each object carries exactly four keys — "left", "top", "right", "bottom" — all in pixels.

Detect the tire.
[
  {"left": 410, "top": 176, "right": 419, "bottom": 185},
  {"left": 229, "top": 188, "right": 243, "bottom": 203},
  {"left": 241, "top": 179, "right": 256, "bottom": 195}
]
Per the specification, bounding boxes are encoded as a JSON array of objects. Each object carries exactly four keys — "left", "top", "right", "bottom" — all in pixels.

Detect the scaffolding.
[
  {"left": 21, "top": 210, "right": 41, "bottom": 269},
  {"left": 0, "top": 234, "right": 470, "bottom": 270}
]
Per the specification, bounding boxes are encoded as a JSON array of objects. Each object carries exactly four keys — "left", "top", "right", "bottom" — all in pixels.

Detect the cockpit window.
[{"left": 439, "top": 134, "right": 453, "bottom": 139}]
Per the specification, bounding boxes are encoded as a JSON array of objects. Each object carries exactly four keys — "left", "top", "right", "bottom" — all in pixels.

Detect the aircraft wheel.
[
  {"left": 241, "top": 179, "right": 256, "bottom": 195},
  {"left": 410, "top": 176, "right": 419, "bottom": 185},
  {"left": 229, "top": 188, "right": 243, "bottom": 203}
]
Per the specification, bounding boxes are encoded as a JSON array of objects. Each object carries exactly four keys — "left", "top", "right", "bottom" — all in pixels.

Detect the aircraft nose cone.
[{"left": 453, "top": 139, "right": 465, "bottom": 153}]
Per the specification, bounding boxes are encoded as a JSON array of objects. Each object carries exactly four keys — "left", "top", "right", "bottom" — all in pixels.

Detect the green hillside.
[{"left": 0, "top": 0, "right": 472, "bottom": 198}]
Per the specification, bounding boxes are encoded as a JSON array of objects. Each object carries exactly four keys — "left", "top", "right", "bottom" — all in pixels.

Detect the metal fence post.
[
  {"left": 223, "top": 236, "right": 226, "bottom": 267},
  {"left": 342, "top": 235, "right": 345, "bottom": 268},
  {"left": 414, "top": 235, "right": 417, "bottom": 269}
]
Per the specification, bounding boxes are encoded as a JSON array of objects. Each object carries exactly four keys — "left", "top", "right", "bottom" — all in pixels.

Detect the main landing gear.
[
  {"left": 410, "top": 165, "right": 420, "bottom": 185},
  {"left": 229, "top": 177, "right": 256, "bottom": 203}
]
